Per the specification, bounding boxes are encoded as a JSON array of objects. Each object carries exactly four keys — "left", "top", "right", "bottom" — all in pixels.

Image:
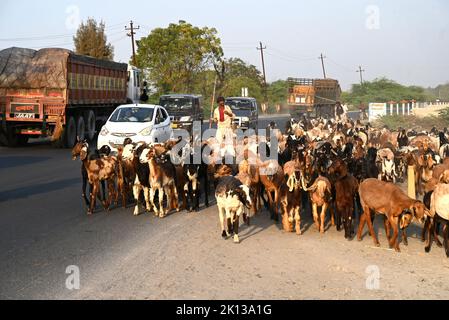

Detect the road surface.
[{"left": 1, "top": 115, "right": 449, "bottom": 299}]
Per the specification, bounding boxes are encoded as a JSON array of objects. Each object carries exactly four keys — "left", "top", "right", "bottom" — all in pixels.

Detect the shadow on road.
[
  {"left": 0, "top": 156, "right": 52, "bottom": 170},
  {"left": 0, "top": 177, "right": 79, "bottom": 202}
]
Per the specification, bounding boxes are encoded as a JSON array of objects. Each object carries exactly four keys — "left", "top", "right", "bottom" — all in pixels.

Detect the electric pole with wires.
[
  {"left": 319, "top": 53, "right": 327, "bottom": 78},
  {"left": 125, "top": 20, "right": 140, "bottom": 66},
  {"left": 356, "top": 66, "right": 365, "bottom": 85},
  {"left": 257, "top": 42, "right": 268, "bottom": 103}
]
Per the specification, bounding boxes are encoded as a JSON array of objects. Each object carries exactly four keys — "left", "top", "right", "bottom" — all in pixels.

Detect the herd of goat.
[{"left": 71, "top": 117, "right": 449, "bottom": 256}]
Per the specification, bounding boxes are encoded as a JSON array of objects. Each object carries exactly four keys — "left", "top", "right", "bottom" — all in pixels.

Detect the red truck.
[{"left": 0, "top": 47, "right": 141, "bottom": 147}]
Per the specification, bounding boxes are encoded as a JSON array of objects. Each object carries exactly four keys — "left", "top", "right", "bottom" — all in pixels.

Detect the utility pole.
[
  {"left": 356, "top": 66, "right": 365, "bottom": 85},
  {"left": 257, "top": 42, "right": 268, "bottom": 103},
  {"left": 318, "top": 53, "right": 327, "bottom": 78},
  {"left": 125, "top": 20, "right": 140, "bottom": 66}
]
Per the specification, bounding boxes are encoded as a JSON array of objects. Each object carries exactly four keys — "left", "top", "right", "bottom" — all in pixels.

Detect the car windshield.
[
  {"left": 159, "top": 97, "right": 193, "bottom": 110},
  {"left": 109, "top": 107, "right": 154, "bottom": 123},
  {"left": 226, "top": 99, "right": 252, "bottom": 110}
]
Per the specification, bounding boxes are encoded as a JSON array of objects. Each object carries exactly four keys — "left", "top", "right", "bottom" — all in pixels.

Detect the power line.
[
  {"left": 0, "top": 23, "right": 127, "bottom": 42},
  {"left": 326, "top": 57, "right": 354, "bottom": 73},
  {"left": 269, "top": 47, "right": 317, "bottom": 60},
  {"left": 265, "top": 51, "right": 316, "bottom": 63}
]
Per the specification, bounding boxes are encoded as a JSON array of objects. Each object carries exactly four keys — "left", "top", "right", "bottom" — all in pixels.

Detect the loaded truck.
[
  {"left": 0, "top": 47, "right": 141, "bottom": 147},
  {"left": 287, "top": 77, "right": 341, "bottom": 118}
]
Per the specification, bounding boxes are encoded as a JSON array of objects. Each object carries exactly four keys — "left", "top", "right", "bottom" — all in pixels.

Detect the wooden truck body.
[{"left": 287, "top": 77, "right": 341, "bottom": 118}]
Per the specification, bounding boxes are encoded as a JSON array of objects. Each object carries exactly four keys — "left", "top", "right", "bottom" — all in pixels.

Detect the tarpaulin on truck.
[{"left": 0, "top": 47, "right": 69, "bottom": 89}]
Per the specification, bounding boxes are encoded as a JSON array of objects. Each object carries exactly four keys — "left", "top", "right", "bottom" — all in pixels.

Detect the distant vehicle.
[
  {"left": 97, "top": 104, "right": 173, "bottom": 151},
  {"left": 158, "top": 94, "right": 203, "bottom": 132},
  {"left": 0, "top": 47, "right": 142, "bottom": 147},
  {"left": 225, "top": 97, "right": 258, "bottom": 130},
  {"left": 287, "top": 78, "right": 341, "bottom": 118}
]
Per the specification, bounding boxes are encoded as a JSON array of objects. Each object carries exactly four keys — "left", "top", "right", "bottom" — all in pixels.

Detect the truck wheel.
[
  {"left": 85, "top": 110, "right": 96, "bottom": 141},
  {"left": 77, "top": 115, "right": 86, "bottom": 142},
  {"left": 64, "top": 116, "right": 77, "bottom": 148},
  {"left": 5, "top": 128, "right": 27, "bottom": 147}
]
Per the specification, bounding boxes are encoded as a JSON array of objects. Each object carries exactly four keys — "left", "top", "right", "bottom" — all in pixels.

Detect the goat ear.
[{"left": 76, "top": 136, "right": 80, "bottom": 142}]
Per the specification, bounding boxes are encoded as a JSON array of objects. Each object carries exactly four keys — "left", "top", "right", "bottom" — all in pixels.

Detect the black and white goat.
[{"left": 215, "top": 176, "right": 252, "bottom": 243}]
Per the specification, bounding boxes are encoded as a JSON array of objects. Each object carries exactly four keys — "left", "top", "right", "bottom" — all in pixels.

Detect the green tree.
[
  {"left": 73, "top": 18, "right": 114, "bottom": 60},
  {"left": 343, "top": 78, "right": 435, "bottom": 106},
  {"left": 135, "top": 21, "right": 223, "bottom": 95},
  {"left": 426, "top": 83, "right": 449, "bottom": 101},
  {"left": 267, "top": 80, "right": 288, "bottom": 106},
  {"left": 216, "top": 58, "right": 264, "bottom": 101}
]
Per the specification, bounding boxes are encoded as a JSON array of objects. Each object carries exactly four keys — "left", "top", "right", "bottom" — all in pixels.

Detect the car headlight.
[
  {"left": 241, "top": 117, "right": 249, "bottom": 122},
  {"left": 179, "top": 116, "right": 191, "bottom": 122},
  {"left": 139, "top": 126, "right": 153, "bottom": 136},
  {"left": 100, "top": 126, "right": 109, "bottom": 136}
]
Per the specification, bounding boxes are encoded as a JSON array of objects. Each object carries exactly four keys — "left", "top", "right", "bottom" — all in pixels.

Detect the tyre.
[
  {"left": 76, "top": 115, "right": 86, "bottom": 142},
  {"left": 5, "top": 127, "right": 27, "bottom": 147},
  {"left": 64, "top": 116, "right": 77, "bottom": 148},
  {"left": 5, "top": 128, "right": 19, "bottom": 147},
  {"left": 85, "top": 110, "right": 96, "bottom": 141}
]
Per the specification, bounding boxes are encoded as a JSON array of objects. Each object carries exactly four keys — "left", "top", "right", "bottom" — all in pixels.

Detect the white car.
[{"left": 97, "top": 104, "right": 173, "bottom": 151}]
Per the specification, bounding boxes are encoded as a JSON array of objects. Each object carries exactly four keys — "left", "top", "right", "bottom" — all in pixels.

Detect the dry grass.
[{"left": 374, "top": 114, "right": 447, "bottom": 131}]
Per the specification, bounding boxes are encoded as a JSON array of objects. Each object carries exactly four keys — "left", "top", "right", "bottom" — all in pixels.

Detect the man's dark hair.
[{"left": 217, "top": 96, "right": 225, "bottom": 103}]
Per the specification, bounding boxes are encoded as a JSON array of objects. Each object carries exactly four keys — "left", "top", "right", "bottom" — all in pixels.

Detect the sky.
[{"left": 1, "top": 0, "right": 448, "bottom": 90}]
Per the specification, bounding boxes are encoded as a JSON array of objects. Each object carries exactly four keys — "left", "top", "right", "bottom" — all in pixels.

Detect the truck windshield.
[
  {"left": 109, "top": 107, "right": 154, "bottom": 123},
  {"left": 226, "top": 99, "right": 252, "bottom": 110},
  {"left": 159, "top": 97, "right": 193, "bottom": 110}
]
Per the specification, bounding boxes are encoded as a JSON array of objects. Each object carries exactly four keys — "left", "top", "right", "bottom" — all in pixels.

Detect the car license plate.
[
  {"left": 111, "top": 138, "right": 124, "bottom": 145},
  {"left": 14, "top": 113, "right": 34, "bottom": 119},
  {"left": 171, "top": 123, "right": 178, "bottom": 129}
]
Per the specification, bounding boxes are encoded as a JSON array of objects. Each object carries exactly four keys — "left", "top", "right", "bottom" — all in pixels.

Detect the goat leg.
[
  {"left": 401, "top": 228, "right": 408, "bottom": 246},
  {"left": 422, "top": 216, "right": 430, "bottom": 242},
  {"left": 389, "top": 216, "right": 400, "bottom": 252},
  {"left": 81, "top": 167, "right": 90, "bottom": 207},
  {"left": 233, "top": 213, "right": 240, "bottom": 243},
  {"left": 133, "top": 185, "right": 141, "bottom": 216},
  {"left": 320, "top": 203, "right": 327, "bottom": 234},
  {"left": 365, "top": 210, "right": 380, "bottom": 247},
  {"left": 295, "top": 206, "right": 301, "bottom": 235},
  {"left": 425, "top": 216, "right": 434, "bottom": 253},
  {"left": 435, "top": 221, "right": 443, "bottom": 248}
]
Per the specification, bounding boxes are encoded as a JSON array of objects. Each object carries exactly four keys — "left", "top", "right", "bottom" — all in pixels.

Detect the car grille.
[{"left": 111, "top": 133, "right": 137, "bottom": 137}]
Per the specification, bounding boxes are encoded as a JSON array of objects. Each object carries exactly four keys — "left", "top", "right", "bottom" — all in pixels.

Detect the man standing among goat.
[{"left": 212, "top": 96, "right": 235, "bottom": 149}]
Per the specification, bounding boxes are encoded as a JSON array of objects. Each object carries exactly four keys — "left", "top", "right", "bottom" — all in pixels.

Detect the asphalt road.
[{"left": 1, "top": 113, "right": 449, "bottom": 300}]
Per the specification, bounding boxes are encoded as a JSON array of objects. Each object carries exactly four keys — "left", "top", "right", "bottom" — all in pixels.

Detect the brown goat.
[
  {"left": 357, "top": 178, "right": 427, "bottom": 252},
  {"left": 328, "top": 158, "right": 359, "bottom": 239},
  {"left": 258, "top": 159, "right": 284, "bottom": 221},
  {"left": 72, "top": 141, "right": 117, "bottom": 214},
  {"left": 280, "top": 169, "right": 302, "bottom": 234},
  {"left": 301, "top": 175, "right": 332, "bottom": 233}
]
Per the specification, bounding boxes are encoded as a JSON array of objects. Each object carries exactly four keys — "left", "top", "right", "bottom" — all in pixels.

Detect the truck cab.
[
  {"left": 225, "top": 97, "right": 258, "bottom": 131},
  {"left": 127, "top": 65, "right": 142, "bottom": 104},
  {"left": 158, "top": 94, "right": 203, "bottom": 132}
]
